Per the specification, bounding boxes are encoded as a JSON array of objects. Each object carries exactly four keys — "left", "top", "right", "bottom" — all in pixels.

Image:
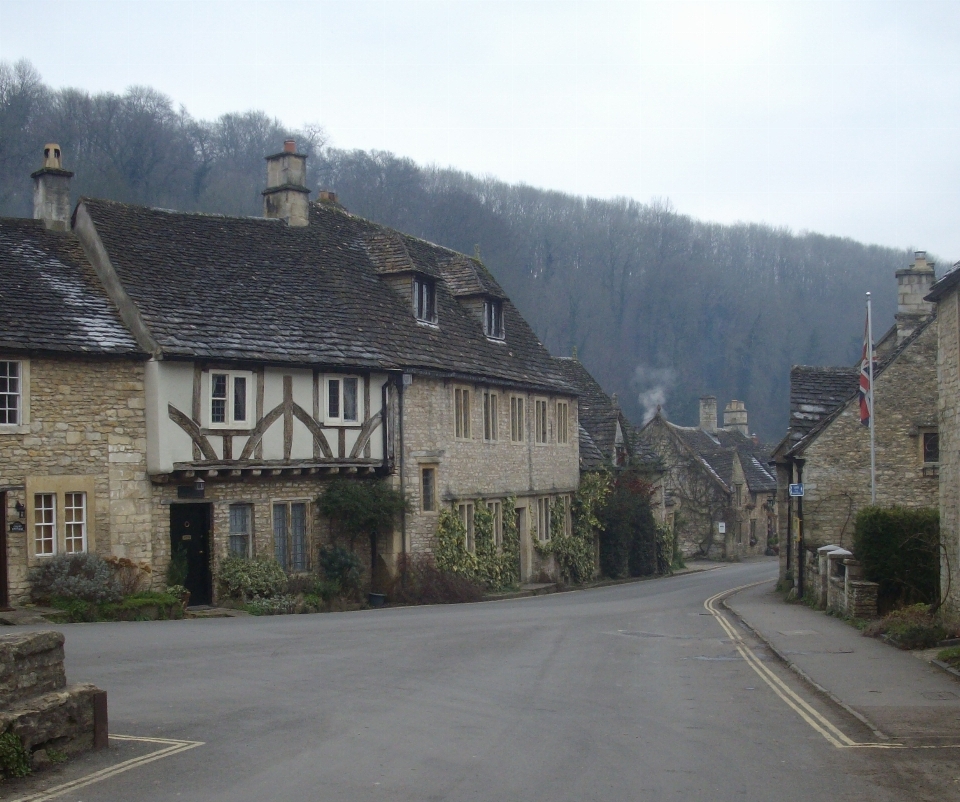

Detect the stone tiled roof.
[
  {"left": 80, "top": 198, "right": 570, "bottom": 393},
  {"left": 578, "top": 424, "right": 606, "bottom": 471},
  {"left": 667, "top": 423, "right": 777, "bottom": 494},
  {"left": 786, "top": 366, "right": 859, "bottom": 449},
  {"left": 0, "top": 218, "right": 142, "bottom": 356},
  {"left": 782, "top": 315, "right": 935, "bottom": 457},
  {"left": 926, "top": 261, "right": 960, "bottom": 302}
]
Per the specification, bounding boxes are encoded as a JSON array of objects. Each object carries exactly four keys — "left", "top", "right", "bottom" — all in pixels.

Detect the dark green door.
[{"left": 170, "top": 503, "right": 212, "bottom": 606}]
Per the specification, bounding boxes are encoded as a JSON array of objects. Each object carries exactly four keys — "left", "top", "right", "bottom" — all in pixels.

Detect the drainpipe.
[
  {"left": 795, "top": 457, "right": 806, "bottom": 598},
  {"left": 786, "top": 461, "right": 793, "bottom": 574},
  {"left": 399, "top": 374, "right": 410, "bottom": 556}
]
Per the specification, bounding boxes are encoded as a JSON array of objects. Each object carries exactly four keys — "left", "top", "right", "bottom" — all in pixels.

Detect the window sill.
[
  {"left": 416, "top": 319, "right": 440, "bottom": 329},
  {"left": 323, "top": 421, "right": 363, "bottom": 428},
  {"left": 485, "top": 336, "right": 507, "bottom": 344},
  {"left": 202, "top": 426, "right": 254, "bottom": 435},
  {"left": 0, "top": 425, "right": 30, "bottom": 435}
]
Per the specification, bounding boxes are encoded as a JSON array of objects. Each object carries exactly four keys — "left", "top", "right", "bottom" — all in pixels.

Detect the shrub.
[
  {"left": 599, "top": 471, "right": 658, "bottom": 579},
  {"left": 246, "top": 595, "right": 298, "bottom": 616},
  {"left": 853, "top": 506, "right": 940, "bottom": 613},
  {"left": 318, "top": 479, "right": 409, "bottom": 550},
  {"left": 49, "top": 596, "right": 99, "bottom": 623},
  {"left": 166, "top": 546, "right": 188, "bottom": 587},
  {"left": 28, "top": 553, "right": 122, "bottom": 605},
  {"left": 937, "top": 645, "right": 960, "bottom": 668},
  {"left": 863, "top": 603, "right": 951, "bottom": 649},
  {"left": 317, "top": 545, "right": 363, "bottom": 599},
  {"left": 387, "top": 554, "right": 485, "bottom": 605},
  {"left": 103, "top": 556, "right": 152, "bottom": 595},
  {"left": 217, "top": 556, "right": 287, "bottom": 602},
  {"left": 0, "top": 731, "right": 30, "bottom": 779}
]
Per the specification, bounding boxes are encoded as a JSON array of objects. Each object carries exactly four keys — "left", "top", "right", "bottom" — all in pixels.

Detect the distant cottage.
[
  {"left": 637, "top": 397, "right": 777, "bottom": 559},
  {"left": 0, "top": 142, "right": 580, "bottom": 605}
]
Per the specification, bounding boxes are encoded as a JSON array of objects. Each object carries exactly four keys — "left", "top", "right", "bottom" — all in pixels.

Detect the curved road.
[{"left": 7, "top": 558, "right": 953, "bottom": 801}]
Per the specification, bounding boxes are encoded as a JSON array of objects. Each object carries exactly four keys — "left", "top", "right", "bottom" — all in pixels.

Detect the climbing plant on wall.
[
  {"left": 434, "top": 497, "right": 520, "bottom": 592},
  {"left": 536, "top": 472, "right": 612, "bottom": 585}
]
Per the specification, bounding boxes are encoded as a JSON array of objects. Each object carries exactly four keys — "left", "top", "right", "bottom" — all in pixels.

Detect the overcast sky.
[{"left": 2, "top": 1, "right": 959, "bottom": 261}]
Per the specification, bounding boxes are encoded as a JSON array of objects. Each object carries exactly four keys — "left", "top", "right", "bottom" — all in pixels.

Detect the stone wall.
[
  {"left": 399, "top": 375, "right": 580, "bottom": 581},
  {"left": 936, "top": 293, "right": 960, "bottom": 612},
  {"left": 0, "top": 631, "right": 106, "bottom": 768},
  {"left": 791, "top": 322, "right": 939, "bottom": 554},
  {"left": 1, "top": 356, "right": 152, "bottom": 603}
]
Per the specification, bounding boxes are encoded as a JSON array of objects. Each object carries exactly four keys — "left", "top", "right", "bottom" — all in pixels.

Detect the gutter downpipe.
[
  {"left": 786, "top": 460, "right": 794, "bottom": 575},
  {"left": 796, "top": 457, "right": 805, "bottom": 598},
  {"left": 398, "top": 374, "right": 408, "bottom": 557}
]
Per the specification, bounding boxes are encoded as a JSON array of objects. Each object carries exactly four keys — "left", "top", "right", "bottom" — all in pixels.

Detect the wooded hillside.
[{"left": 1, "top": 60, "right": 917, "bottom": 440}]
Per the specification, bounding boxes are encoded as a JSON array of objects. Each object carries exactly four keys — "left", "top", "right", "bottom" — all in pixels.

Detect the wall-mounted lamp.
[
  {"left": 194, "top": 478, "right": 206, "bottom": 493},
  {"left": 14, "top": 501, "right": 25, "bottom": 519}
]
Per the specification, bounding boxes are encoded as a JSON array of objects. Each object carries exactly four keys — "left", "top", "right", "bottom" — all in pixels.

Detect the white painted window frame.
[
  {"left": 324, "top": 375, "right": 363, "bottom": 426},
  {"left": 206, "top": 370, "right": 254, "bottom": 429},
  {"left": 0, "top": 359, "right": 30, "bottom": 434},
  {"left": 534, "top": 397, "right": 549, "bottom": 445}
]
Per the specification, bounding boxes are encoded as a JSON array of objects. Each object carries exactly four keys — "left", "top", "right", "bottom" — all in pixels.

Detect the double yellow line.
[
  {"left": 704, "top": 582, "right": 903, "bottom": 750},
  {"left": 10, "top": 735, "right": 204, "bottom": 802}
]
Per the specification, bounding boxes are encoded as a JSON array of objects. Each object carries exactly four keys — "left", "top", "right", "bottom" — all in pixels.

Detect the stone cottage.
[
  {"left": 636, "top": 397, "right": 777, "bottom": 559},
  {"left": 0, "top": 145, "right": 152, "bottom": 606},
  {"left": 772, "top": 252, "right": 939, "bottom": 589},
  {"left": 924, "top": 259, "right": 960, "bottom": 612},
  {"left": 0, "top": 141, "right": 580, "bottom": 605}
]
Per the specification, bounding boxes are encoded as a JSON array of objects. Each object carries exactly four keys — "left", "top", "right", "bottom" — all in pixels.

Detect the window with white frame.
[
  {"left": 327, "top": 376, "right": 361, "bottom": 424},
  {"left": 537, "top": 497, "right": 551, "bottom": 542},
  {"left": 63, "top": 492, "right": 87, "bottom": 554},
  {"left": 535, "top": 398, "right": 548, "bottom": 444},
  {"left": 510, "top": 396, "right": 525, "bottom": 442},
  {"left": 0, "top": 361, "right": 21, "bottom": 425},
  {"left": 455, "top": 387, "right": 471, "bottom": 440},
  {"left": 209, "top": 371, "right": 252, "bottom": 427},
  {"left": 34, "top": 493, "right": 56, "bottom": 556},
  {"left": 274, "top": 501, "right": 308, "bottom": 572},
  {"left": 458, "top": 502, "right": 475, "bottom": 552},
  {"left": 413, "top": 275, "right": 437, "bottom": 323},
  {"left": 487, "top": 500, "right": 503, "bottom": 548},
  {"left": 557, "top": 401, "right": 569, "bottom": 445},
  {"left": 483, "top": 390, "right": 498, "bottom": 441},
  {"left": 229, "top": 503, "right": 253, "bottom": 558},
  {"left": 483, "top": 299, "right": 504, "bottom": 339}
]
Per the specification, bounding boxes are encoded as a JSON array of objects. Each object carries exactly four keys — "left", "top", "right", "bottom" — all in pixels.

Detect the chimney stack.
[
  {"left": 723, "top": 399, "right": 748, "bottom": 435},
  {"left": 895, "top": 251, "right": 935, "bottom": 342},
  {"left": 263, "top": 139, "right": 309, "bottom": 226},
  {"left": 31, "top": 143, "right": 73, "bottom": 231},
  {"left": 699, "top": 396, "right": 717, "bottom": 432}
]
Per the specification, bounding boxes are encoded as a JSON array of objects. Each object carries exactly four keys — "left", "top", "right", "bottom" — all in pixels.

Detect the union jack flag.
[{"left": 859, "top": 315, "right": 873, "bottom": 427}]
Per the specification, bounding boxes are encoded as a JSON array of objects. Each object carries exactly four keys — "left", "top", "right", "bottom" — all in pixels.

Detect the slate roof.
[
  {"left": 0, "top": 218, "right": 142, "bottom": 356},
  {"left": 80, "top": 198, "right": 570, "bottom": 393}
]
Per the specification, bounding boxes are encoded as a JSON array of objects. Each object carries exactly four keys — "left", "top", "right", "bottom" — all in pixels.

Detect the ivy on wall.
[
  {"left": 535, "top": 472, "right": 612, "bottom": 585},
  {"left": 434, "top": 497, "right": 520, "bottom": 592}
]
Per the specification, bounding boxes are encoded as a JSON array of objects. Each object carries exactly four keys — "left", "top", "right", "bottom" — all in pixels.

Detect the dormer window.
[
  {"left": 483, "top": 299, "right": 504, "bottom": 339},
  {"left": 413, "top": 275, "right": 437, "bottom": 323}
]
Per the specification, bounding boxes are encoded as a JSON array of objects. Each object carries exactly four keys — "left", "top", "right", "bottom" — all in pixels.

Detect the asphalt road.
[{"left": 7, "top": 559, "right": 957, "bottom": 801}]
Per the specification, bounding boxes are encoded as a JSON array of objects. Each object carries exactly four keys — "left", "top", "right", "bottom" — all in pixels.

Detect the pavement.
[
  {"left": 1, "top": 558, "right": 958, "bottom": 802},
  {"left": 725, "top": 579, "right": 960, "bottom": 744}
]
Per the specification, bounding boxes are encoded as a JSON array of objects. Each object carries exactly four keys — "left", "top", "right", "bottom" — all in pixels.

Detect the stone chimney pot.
[
  {"left": 699, "top": 396, "right": 717, "bottom": 432},
  {"left": 31, "top": 143, "right": 74, "bottom": 231},
  {"left": 263, "top": 141, "right": 309, "bottom": 227},
  {"left": 895, "top": 250, "right": 936, "bottom": 342},
  {"left": 723, "top": 399, "right": 748, "bottom": 435}
]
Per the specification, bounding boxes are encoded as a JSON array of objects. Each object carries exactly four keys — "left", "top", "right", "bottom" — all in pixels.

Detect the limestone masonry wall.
[
  {"left": 1, "top": 356, "right": 151, "bottom": 603},
  {"left": 796, "top": 323, "right": 938, "bottom": 554},
  {"left": 936, "top": 294, "right": 960, "bottom": 612}
]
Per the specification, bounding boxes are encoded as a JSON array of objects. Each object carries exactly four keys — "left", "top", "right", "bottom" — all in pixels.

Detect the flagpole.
[{"left": 866, "top": 292, "right": 876, "bottom": 504}]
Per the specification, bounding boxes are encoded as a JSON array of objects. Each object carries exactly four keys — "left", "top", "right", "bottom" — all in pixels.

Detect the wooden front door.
[
  {"left": 170, "top": 503, "right": 212, "bottom": 606},
  {"left": 0, "top": 493, "right": 9, "bottom": 610}
]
